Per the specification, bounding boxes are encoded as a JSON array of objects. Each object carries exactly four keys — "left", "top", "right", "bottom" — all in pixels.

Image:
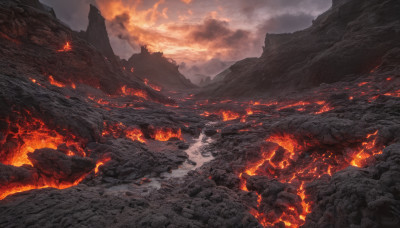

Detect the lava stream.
[{"left": 239, "top": 131, "right": 382, "bottom": 227}]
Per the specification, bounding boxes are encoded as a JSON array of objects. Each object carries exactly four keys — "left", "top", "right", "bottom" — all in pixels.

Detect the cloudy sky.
[{"left": 40, "top": 0, "right": 332, "bottom": 79}]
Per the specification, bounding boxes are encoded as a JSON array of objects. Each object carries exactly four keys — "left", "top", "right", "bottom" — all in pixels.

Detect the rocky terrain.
[
  {"left": 0, "top": 0, "right": 399, "bottom": 228},
  {"left": 200, "top": 0, "right": 400, "bottom": 98}
]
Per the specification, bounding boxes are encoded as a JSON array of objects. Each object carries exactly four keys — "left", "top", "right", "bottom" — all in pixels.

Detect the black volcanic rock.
[
  {"left": 123, "top": 46, "right": 197, "bottom": 91},
  {"left": 81, "top": 4, "right": 115, "bottom": 61},
  {"left": 28, "top": 149, "right": 96, "bottom": 182},
  {"left": 201, "top": 0, "right": 400, "bottom": 98}
]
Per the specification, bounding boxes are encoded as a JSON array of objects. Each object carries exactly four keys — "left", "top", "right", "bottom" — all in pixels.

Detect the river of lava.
[{"left": 239, "top": 131, "right": 382, "bottom": 227}]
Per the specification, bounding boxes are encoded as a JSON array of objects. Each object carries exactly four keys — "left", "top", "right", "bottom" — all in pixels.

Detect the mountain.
[
  {"left": 0, "top": 0, "right": 169, "bottom": 102},
  {"left": 122, "top": 46, "right": 197, "bottom": 91},
  {"left": 200, "top": 0, "right": 400, "bottom": 98},
  {"left": 80, "top": 4, "right": 115, "bottom": 61}
]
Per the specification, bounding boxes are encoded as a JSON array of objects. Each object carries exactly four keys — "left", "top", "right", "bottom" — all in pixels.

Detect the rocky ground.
[{"left": 0, "top": 0, "right": 399, "bottom": 228}]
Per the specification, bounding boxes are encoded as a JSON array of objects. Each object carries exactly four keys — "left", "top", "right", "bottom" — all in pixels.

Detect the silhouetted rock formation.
[
  {"left": 201, "top": 0, "right": 400, "bottom": 97},
  {"left": 123, "top": 46, "right": 197, "bottom": 91},
  {"left": 81, "top": 4, "right": 115, "bottom": 61}
]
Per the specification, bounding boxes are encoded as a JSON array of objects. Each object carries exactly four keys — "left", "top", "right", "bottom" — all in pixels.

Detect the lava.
[
  {"left": 0, "top": 171, "right": 89, "bottom": 201},
  {"left": 95, "top": 157, "right": 111, "bottom": 174},
  {"left": 239, "top": 131, "right": 383, "bottom": 227},
  {"left": 314, "top": 101, "right": 334, "bottom": 114},
  {"left": 48, "top": 75, "right": 66, "bottom": 88},
  {"left": 102, "top": 122, "right": 146, "bottom": 143},
  {"left": 221, "top": 110, "right": 240, "bottom": 121},
  {"left": 57, "top": 42, "right": 72, "bottom": 52},
  {"left": 350, "top": 130, "right": 381, "bottom": 167},
  {"left": 121, "top": 85, "right": 148, "bottom": 99},
  {"left": 277, "top": 101, "right": 311, "bottom": 111},
  {"left": 144, "top": 78, "right": 162, "bottom": 91},
  {"left": 0, "top": 111, "right": 102, "bottom": 201},
  {"left": 0, "top": 112, "right": 85, "bottom": 167},
  {"left": 125, "top": 128, "right": 146, "bottom": 143},
  {"left": 152, "top": 128, "right": 182, "bottom": 141}
]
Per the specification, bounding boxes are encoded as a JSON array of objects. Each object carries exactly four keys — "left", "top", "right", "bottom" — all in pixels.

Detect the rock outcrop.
[{"left": 123, "top": 46, "right": 197, "bottom": 91}]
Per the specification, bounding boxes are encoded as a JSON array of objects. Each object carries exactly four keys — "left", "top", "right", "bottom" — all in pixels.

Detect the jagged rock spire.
[{"left": 85, "top": 4, "right": 115, "bottom": 60}]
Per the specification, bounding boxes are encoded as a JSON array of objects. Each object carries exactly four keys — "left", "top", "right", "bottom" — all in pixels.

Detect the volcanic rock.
[
  {"left": 28, "top": 149, "right": 95, "bottom": 182},
  {"left": 81, "top": 4, "right": 115, "bottom": 61},
  {"left": 123, "top": 46, "right": 197, "bottom": 91}
]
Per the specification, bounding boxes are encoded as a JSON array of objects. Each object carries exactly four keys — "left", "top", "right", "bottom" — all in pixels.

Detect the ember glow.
[
  {"left": 57, "top": 42, "right": 72, "bottom": 52},
  {"left": 239, "top": 131, "right": 383, "bottom": 227},
  {"left": 144, "top": 78, "right": 162, "bottom": 91}
]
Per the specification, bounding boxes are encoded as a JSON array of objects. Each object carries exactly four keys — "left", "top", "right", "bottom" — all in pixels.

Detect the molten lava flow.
[
  {"left": 121, "top": 85, "right": 148, "bottom": 100},
  {"left": 277, "top": 101, "right": 311, "bottom": 111},
  {"left": 0, "top": 171, "right": 91, "bottom": 201},
  {"left": 0, "top": 112, "right": 101, "bottom": 200},
  {"left": 102, "top": 122, "right": 147, "bottom": 143},
  {"left": 246, "top": 108, "right": 254, "bottom": 115},
  {"left": 48, "top": 75, "right": 66, "bottom": 88},
  {"left": 125, "top": 128, "right": 146, "bottom": 143},
  {"left": 350, "top": 131, "right": 381, "bottom": 167},
  {"left": 95, "top": 157, "right": 111, "bottom": 174},
  {"left": 314, "top": 101, "right": 334, "bottom": 114},
  {"left": 144, "top": 78, "right": 162, "bottom": 91},
  {"left": 88, "top": 96, "right": 110, "bottom": 106},
  {"left": 220, "top": 110, "right": 240, "bottom": 121},
  {"left": 384, "top": 90, "right": 400, "bottom": 97},
  {"left": 153, "top": 128, "right": 182, "bottom": 141},
  {"left": 239, "top": 131, "right": 383, "bottom": 227},
  {"left": 0, "top": 114, "right": 85, "bottom": 167},
  {"left": 57, "top": 42, "right": 72, "bottom": 52}
]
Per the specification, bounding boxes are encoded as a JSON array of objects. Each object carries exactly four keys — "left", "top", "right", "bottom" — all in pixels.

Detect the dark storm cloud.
[
  {"left": 257, "top": 13, "right": 316, "bottom": 34},
  {"left": 40, "top": 0, "right": 96, "bottom": 31},
  {"left": 189, "top": 18, "right": 251, "bottom": 48},
  {"left": 239, "top": 0, "right": 332, "bottom": 18}
]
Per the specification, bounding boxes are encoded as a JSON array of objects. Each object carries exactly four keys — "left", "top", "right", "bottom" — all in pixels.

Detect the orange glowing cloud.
[{"left": 96, "top": 0, "right": 255, "bottom": 65}]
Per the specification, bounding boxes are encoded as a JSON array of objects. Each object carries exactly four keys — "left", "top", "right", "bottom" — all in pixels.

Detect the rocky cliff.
[
  {"left": 200, "top": 0, "right": 400, "bottom": 98},
  {"left": 123, "top": 46, "right": 197, "bottom": 91}
]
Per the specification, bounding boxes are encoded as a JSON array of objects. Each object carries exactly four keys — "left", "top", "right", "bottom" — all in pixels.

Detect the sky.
[{"left": 40, "top": 0, "right": 332, "bottom": 81}]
